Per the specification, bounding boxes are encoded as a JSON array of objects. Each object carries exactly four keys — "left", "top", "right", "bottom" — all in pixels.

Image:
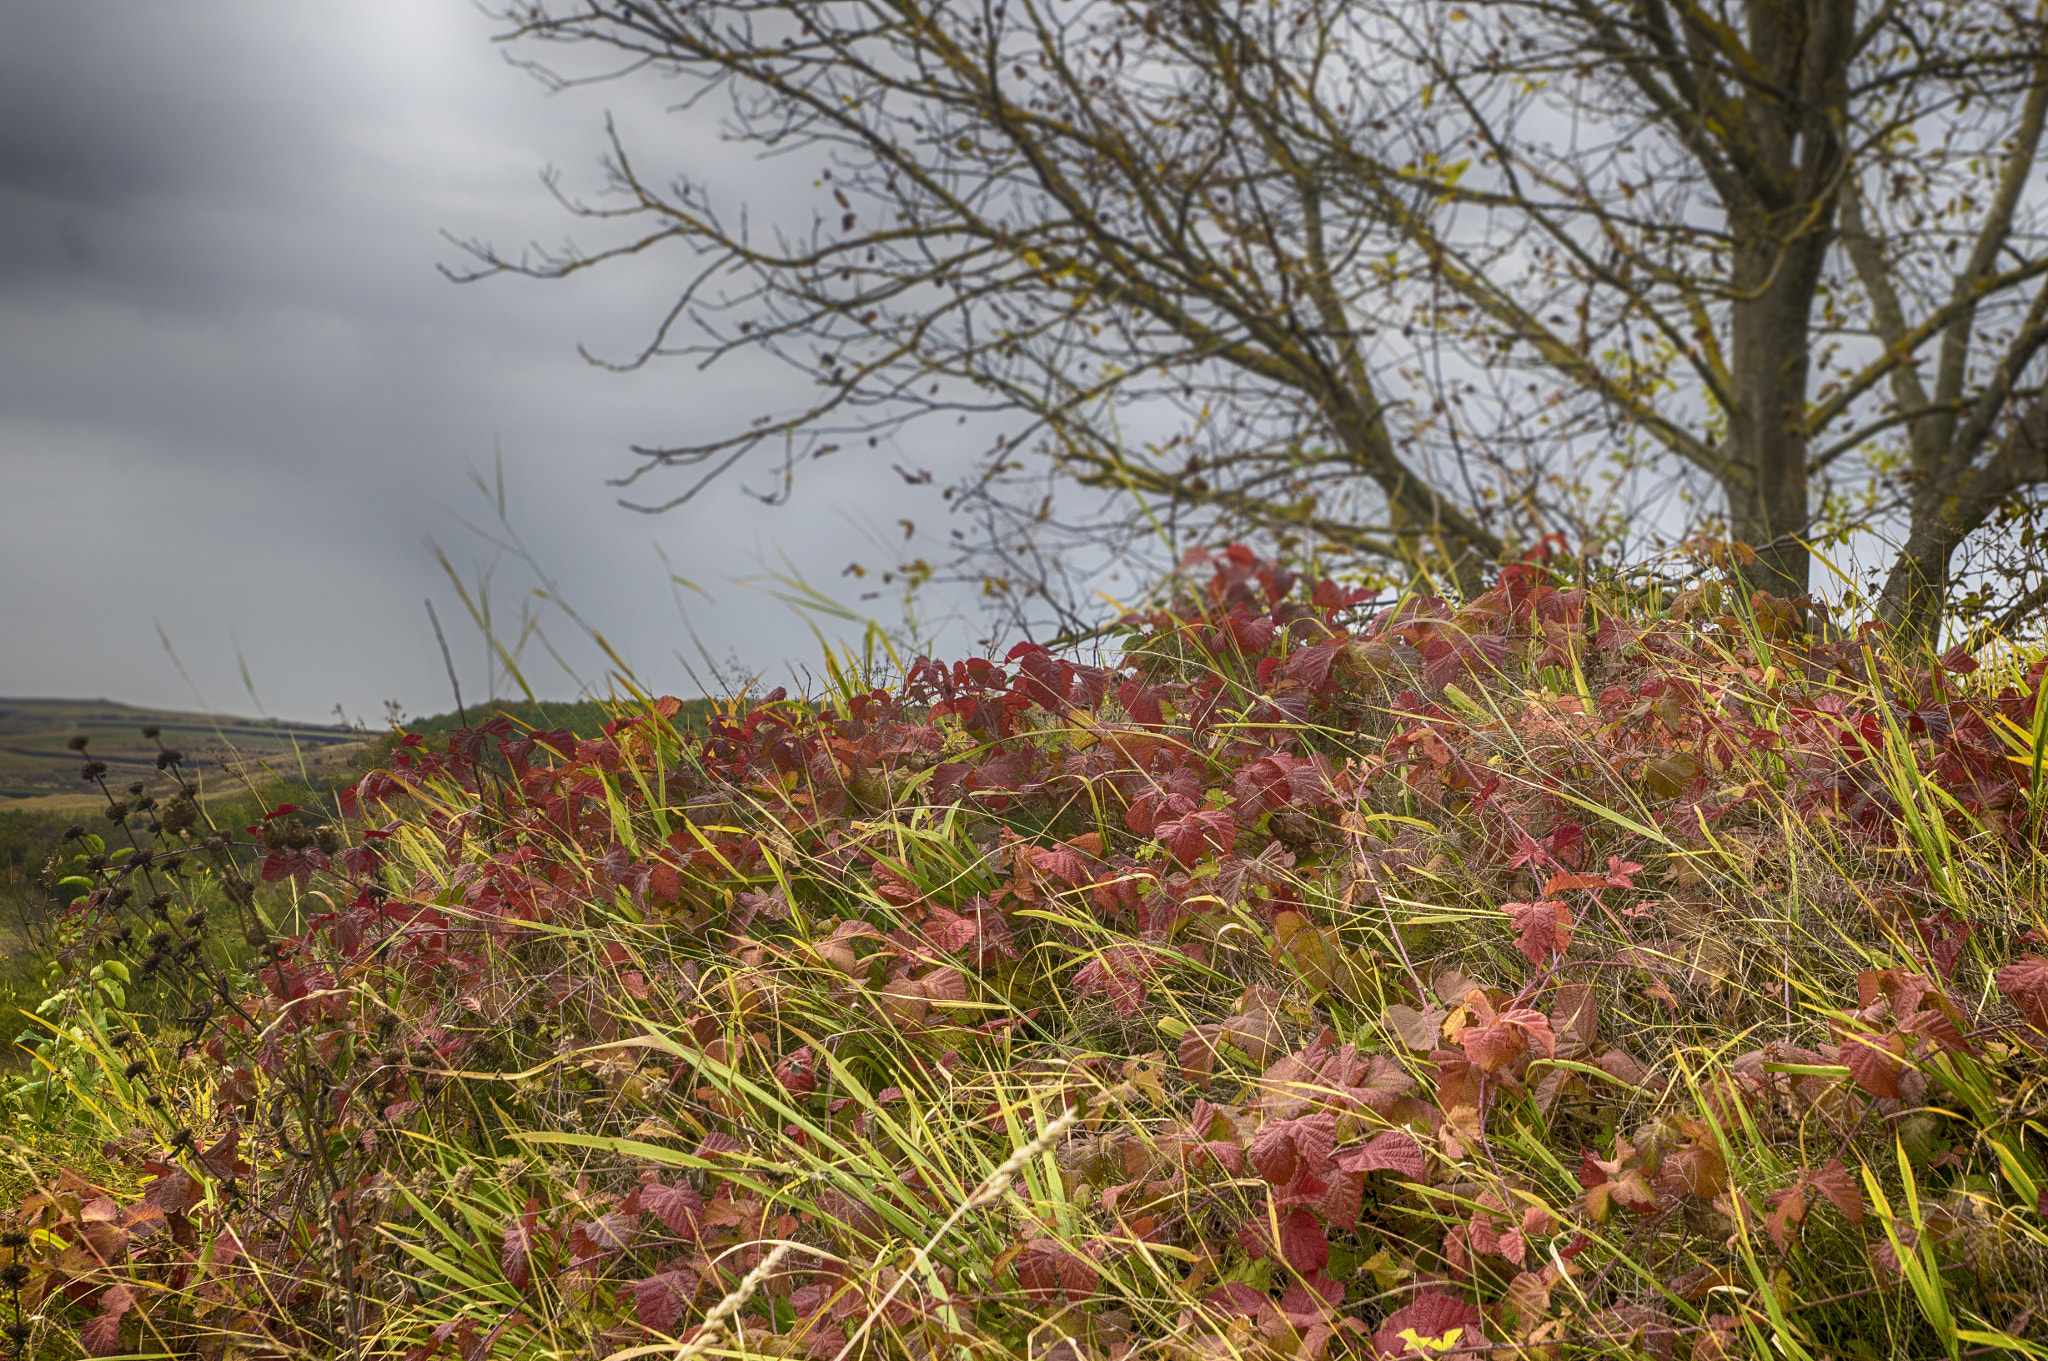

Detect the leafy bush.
[{"left": 9, "top": 543, "right": 2048, "bottom": 1361}]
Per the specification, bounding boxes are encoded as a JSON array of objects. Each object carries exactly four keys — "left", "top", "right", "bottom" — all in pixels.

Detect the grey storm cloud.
[{"left": 0, "top": 0, "right": 983, "bottom": 724}]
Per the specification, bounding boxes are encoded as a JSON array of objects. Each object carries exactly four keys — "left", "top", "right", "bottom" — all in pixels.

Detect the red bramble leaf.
[
  {"left": 569, "top": 1210, "right": 639, "bottom": 1265},
  {"left": 80, "top": 1285, "right": 137, "bottom": 1357},
  {"left": 1073, "top": 946, "right": 1164, "bottom": 1017},
  {"left": 1155, "top": 807, "right": 1236, "bottom": 866},
  {"left": 262, "top": 846, "right": 330, "bottom": 888},
  {"left": 1278, "top": 1207, "right": 1330, "bottom": 1273},
  {"left": 1014, "top": 1241, "right": 1100, "bottom": 1300},
  {"left": 1204, "top": 1282, "right": 1270, "bottom": 1318},
  {"left": 1338, "top": 1129, "right": 1429, "bottom": 1179},
  {"left": 1839, "top": 1032, "right": 1904, "bottom": 1100},
  {"left": 640, "top": 1181, "right": 704, "bottom": 1239},
  {"left": 1504, "top": 899, "right": 1573, "bottom": 965},
  {"left": 1384, "top": 1003, "right": 1446, "bottom": 1052},
  {"left": 1460, "top": 1008, "right": 1554, "bottom": 1073},
  {"left": 1997, "top": 957, "right": 2048, "bottom": 1033},
  {"left": 1248, "top": 1114, "right": 1336, "bottom": 1187},
  {"left": 629, "top": 1269, "right": 701, "bottom": 1332},
  {"left": 1240, "top": 1206, "right": 1331, "bottom": 1274},
  {"left": 1373, "top": 1288, "right": 1486, "bottom": 1358},
  {"left": 502, "top": 1198, "right": 539, "bottom": 1289},
  {"left": 1807, "top": 1161, "right": 1865, "bottom": 1224}
]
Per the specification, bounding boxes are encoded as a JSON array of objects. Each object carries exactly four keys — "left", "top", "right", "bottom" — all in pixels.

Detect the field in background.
[
  {"left": 0, "top": 694, "right": 722, "bottom": 812},
  {"left": 0, "top": 698, "right": 362, "bottom": 806},
  {"left": 353, "top": 696, "right": 715, "bottom": 763}
]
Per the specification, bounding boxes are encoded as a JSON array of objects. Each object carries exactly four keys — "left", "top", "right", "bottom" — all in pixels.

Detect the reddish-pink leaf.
[
  {"left": 1276, "top": 1207, "right": 1330, "bottom": 1273},
  {"left": 1014, "top": 1241, "right": 1099, "bottom": 1300},
  {"left": 80, "top": 1285, "right": 136, "bottom": 1357},
  {"left": 774, "top": 1047, "right": 818, "bottom": 1096},
  {"left": 1870, "top": 1224, "right": 1918, "bottom": 1282},
  {"left": 640, "top": 1181, "right": 704, "bottom": 1239},
  {"left": 143, "top": 1167, "right": 197, "bottom": 1215},
  {"left": 1072, "top": 946, "right": 1161, "bottom": 1017},
  {"left": 1504, "top": 1008, "right": 1557, "bottom": 1060},
  {"left": 629, "top": 1269, "right": 701, "bottom": 1332},
  {"left": 1027, "top": 844, "right": 1091, "bottom": 886},
  {"left": 1373, "top": 1288, "right": 1485, "bottom": 1358},
  {"left": 1549, "top": 983, "right": 1598, "bottom": 1055},
  {"left": 1583, "top": 1051, "right": 1642, "bottom": 1094},
  {"left": 1232, "top": 753, "right": 1301, "bottom": 817},
  {"left": 1284, "top": 640, "right": 1349, "bottom": 693},
  {"left": 1178, "top": 1024, "right": 1222, "bottom": 1090},
  {"left": 1279, "top": 1271, "right": 1345, "bottom": 1323},
  {"left": 1839, "top": 1033, "right": 1903, "bottom": 1100},
  {"left": 568, "top": 1211, "right": 639, "bottom": 1265},
  {"left": 79, "top": 1312, "right": 125, "bottom": 1358},
  {"left": 1998, "top": 957, "right": 2048, "bottom": 1033},
  {"left": 1897, "top": 1004, "right": 1967, "bottom": 1053},
  {"left": 921, "top": 904, "right": 981, "bottom": 954},
  {"left": 1248, "top": 1114, "right": 1336, "bottom": 1187},
  {"left": 1316, "top": 1168, "right": 1365, "bottom": 1230},
  {"left": 1461, "top": 1019, "right": 1528, "bottom": 1073},
  {"left": 1204, "top": 1282, "right": 1270, "bottom": 1317},
  {"left": 1348, "top": 1053, "right": 1421, "bottom": 1114},
  {"left": 1155, "top": 807, "right": 1236, "bottom": 866},
  {"left": 1807, "top": 1162, "right": 1865, "bottom": 1224},
  {"left": 194, "top": 1128, "right": 242, "bottom": 1181},
  {"left": 1124, "top": 767, "right": 1201, "bottom": 835},
  {"left": 1248, "top": 1123, "right": 1298, "bottom": 1187},
  {"left": 262, "top": 846, "right": 329, "bottom": 888},
  {"left": 694, "top": 1132, "right": 745, "bottom": 1159},
  {"left": 1384, "top": 1003, "right": 1445, "bottom": 1052},
  {"left": 1764, "top": 1187, "right": 1807, "bottom": 1250},
  {"left": 1338, "top": 1129, "right": 1428, "bottom": 1180},
  {"left": 502, "top": 1197, "right": 539, "bottom": 1288},
  {"left": 1422, "top": 633, "right": 1512, "bottom": 689},
  {"left": 1504, "top": 899, "right": 1573, "bottom": 965},
  {"left": 919, "top": 967, "right": 969, "bottom": 1003}
]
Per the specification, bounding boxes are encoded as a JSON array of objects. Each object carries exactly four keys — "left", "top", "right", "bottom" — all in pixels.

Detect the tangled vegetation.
[{"left": 10, "top": 543, "right": 2048, "bottom": 1360}]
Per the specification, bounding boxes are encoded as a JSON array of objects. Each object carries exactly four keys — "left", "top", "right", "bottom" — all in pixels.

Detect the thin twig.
[{"left": 425, "top": 599, "right": 468, "bottom": 727}]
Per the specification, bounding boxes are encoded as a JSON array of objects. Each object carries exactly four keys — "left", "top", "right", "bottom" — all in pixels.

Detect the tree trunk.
[
  {"left": 1876, "top": 523, "right": 1958, "bottom": 649},
  {"left": 1722, "top": 234, "right": 1827, "bottom": 601},
  {"left": 1880, "top": 398, "right": 2048, "bottom": 647}
]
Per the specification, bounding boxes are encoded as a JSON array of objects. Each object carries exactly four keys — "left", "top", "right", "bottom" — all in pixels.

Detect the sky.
[{"left": 0, "top": 1, "right": 987, "bottom": 725}]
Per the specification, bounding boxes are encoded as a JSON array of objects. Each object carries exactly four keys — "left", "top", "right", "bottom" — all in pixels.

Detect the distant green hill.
[{"left": 361, "top": 696, "right": 722, "bottom": 766}]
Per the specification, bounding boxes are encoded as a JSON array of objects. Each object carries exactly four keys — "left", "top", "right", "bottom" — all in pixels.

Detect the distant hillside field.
[
  {"left": 0, "top": 697, "right": 363, "bottom": 805},
  {"left": 0, "top": 695, "right": 727, "bottom": 808},
  {"left": 355, "top": 695, "right": 722, "bottom": 767}
]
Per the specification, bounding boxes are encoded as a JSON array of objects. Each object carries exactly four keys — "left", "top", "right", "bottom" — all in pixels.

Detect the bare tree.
[
  {"left": 455, "top": 0, "right": 1662, "bottom": 611},
  {"left": 462, "top": 0, "right": 2048, "bottom": 640},
  {"left": 1351, "top": 0, "right": 2048, "bottom": 637}
]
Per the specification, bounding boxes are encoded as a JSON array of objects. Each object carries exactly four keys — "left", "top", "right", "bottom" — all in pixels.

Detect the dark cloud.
[{"left": 0, "top": 0, "right": 979, "bottom": 724}]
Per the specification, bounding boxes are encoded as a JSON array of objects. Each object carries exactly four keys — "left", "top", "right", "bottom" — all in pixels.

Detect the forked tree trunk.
[
  {"left": 1877, "top": 398, "right": 2048, "bottom": 648},
  {"left": 1877, "top": 525, "right": 1958, "bottom": 649}
]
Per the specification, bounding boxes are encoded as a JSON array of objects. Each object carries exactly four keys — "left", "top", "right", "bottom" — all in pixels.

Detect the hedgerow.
[{"left": 9, "top": 542, "right": 2048, "bottom": 1361}]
